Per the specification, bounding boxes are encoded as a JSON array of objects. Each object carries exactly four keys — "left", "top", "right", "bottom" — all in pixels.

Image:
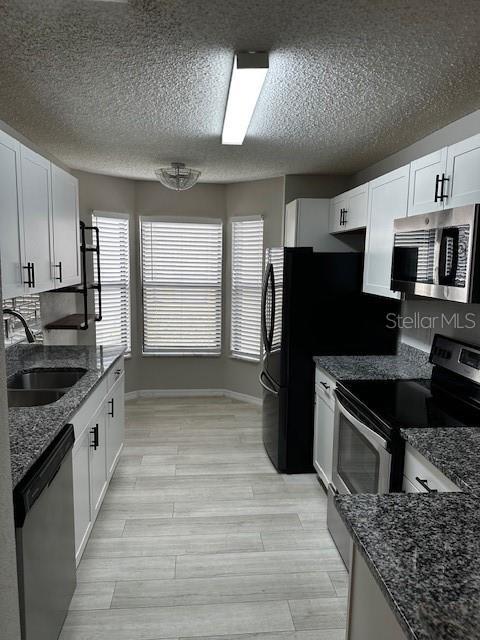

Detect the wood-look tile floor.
[{"left": 60, "top": 396, "right": 348, "bottom": 640}]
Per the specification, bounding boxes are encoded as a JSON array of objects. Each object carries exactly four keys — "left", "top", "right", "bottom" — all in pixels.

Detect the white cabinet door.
[
  {"left": 89, "top": 404, "right": 108, "bottom": 519},
  {"left": 329, "top": 194, "right": 348, "bottom": 233},
  {"left": 330, "top": 186, "right": 367, "bottom": 233},
  {"left": 72, "top": 426, "right": 92, "bottom": 564},
  {"left": 313, "top": 391, "right": 335, "bottom": 490},
  {"left": 363, "top": 165, "right": 409, "bottom": 298},
  {"left": 20, "top": 145, "right": 55, "bottom": 293},
  {"left": 408, "top": 148, "right": 447, "bottom": 215},
  {"left": 344, "top": 184, "right": 368, "bottom": 231},
  {"left": 51, "top": 165, "right": 80, "bottom": 288},
  {"left": 106, "top": 373, "right": 125, "bottom": 477},
  {"left": 284, "top": 200, "right": 298, "bottom": 247},
  {"left": 445, "top": 133, "right": 480, "bottom": 208},
  {"left": 0, "top": 130, "right": 26, "bottom": 298}
]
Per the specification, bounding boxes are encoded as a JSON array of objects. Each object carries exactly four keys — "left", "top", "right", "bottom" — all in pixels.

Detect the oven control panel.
[{"left": 431, "top": 334, "right": 480, "bottom": 384}]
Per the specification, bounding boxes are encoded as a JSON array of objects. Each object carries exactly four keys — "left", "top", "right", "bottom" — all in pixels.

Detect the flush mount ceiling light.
[
  {"left": 154, "top": 162, "right": 201, "bottom": 191},
  {"left": 222, "top": 52, "right": 269, "bottom": 145}
]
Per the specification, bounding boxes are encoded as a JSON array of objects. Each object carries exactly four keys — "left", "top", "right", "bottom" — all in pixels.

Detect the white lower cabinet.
[
  {"left": 89, "top": 403, "right": 108, "bottom": 519},
  {"left": 402, "top": 443, "right": 460, "bottom": 493},
  {"left": 347, "top": 546, "right": 408, "bottom": 640},
  {"left": 106, "top": 374, "right": 125, "bottom": 477},
  {"left": 72, "top": 424, "right": 92, "bottom": 561},
  {"left": 313, "top": 367, "right": 336, "bottom": 489},
  {"left": 71, "top": 358, "right": 125, "bottom": 564}
]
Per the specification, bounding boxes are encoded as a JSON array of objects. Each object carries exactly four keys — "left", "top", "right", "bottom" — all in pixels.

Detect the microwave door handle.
[{"left": 438, "top": 227, "right": 459, "bottom": 286}]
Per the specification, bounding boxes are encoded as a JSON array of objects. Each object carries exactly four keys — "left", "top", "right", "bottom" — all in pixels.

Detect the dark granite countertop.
[
  {"left": 313, "top": 343, "right": 433, "bottom": 381},
  {"left": 7, "top": 344, "right": 125, "bottom": 490},
  {"left": 401, "top": 427, "right": 480, "bottom": 493},
  {"left": 336, "top": 492, "right": 480, "bottom": 640}
]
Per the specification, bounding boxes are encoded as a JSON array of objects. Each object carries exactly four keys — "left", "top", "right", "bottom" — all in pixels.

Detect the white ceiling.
[{"left": 0, "top": 0, "right": 479, "bottom": 182}]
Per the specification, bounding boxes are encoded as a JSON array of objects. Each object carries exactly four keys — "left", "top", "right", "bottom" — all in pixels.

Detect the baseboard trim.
[{"left": 125, "top": 388, "right": 261, "bottom": 406}]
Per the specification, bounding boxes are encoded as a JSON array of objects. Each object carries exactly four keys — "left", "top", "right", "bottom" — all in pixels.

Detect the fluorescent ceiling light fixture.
[{"left": 222, "top": 52, "right": 269, "bottom": 145}]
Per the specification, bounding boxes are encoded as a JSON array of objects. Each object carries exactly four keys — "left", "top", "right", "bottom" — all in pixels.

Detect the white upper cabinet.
[
  {"left": 0, "top": 130, "right": 25, "bottom": 298},
  {"left": 445, "top": 133, "right": 480, "bottom": 208},
  {"left": 20, "top": 145, "right": 55, "bottom": 293},
  {"left": 363, "top": 165, "right": 409, "bottom": 299},
  {"left": 51, "top": 165, "right": 81, "bottom": 288},
  {"left": 329, "top": 184, "right": 368, "bottom": 233},
  {"left": 408, "top": 147, "right": 447, "bottom": 215},
  {"left": 329, "top": 193, "right": 348, "bottom": 234},
  {"left": 408, "top": 134, "right": 480, "bottom": 214}
]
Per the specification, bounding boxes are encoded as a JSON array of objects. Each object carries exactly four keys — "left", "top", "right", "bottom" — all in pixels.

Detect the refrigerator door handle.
[
  {"left": 269, "top": 265, "right": 276, "bottom": 349},
  {"left": 261, "top": 262, "right": 273, "bottom": 353},
  {"left": 259, "top": 371, "right": 279, "bottom": 396}
]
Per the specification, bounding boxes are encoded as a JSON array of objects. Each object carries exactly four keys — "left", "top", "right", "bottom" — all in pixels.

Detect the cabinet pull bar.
[
  {"left": 415, "top": 476, "right": 438, "bottom": 493},
  {"left": 55, "top": 261, "right": 63, "bottom": 282},
  {"left": 23, "top": 263, "right": 32, "bottom": 287}
]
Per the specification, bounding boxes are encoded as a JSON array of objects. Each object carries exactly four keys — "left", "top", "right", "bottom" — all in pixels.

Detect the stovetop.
[{"left": 338, "top": 376, "right": 480, "bottom": 437}]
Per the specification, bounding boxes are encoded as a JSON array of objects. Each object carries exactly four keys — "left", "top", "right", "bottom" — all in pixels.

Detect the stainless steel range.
[{"left": 328, "top": 333, "right": 480, "bottom": 568}]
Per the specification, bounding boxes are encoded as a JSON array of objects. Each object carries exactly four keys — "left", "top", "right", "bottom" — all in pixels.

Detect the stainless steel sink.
[
  {"left": 8, "top": 389, "right": 66, "bottom": 407},
  {"left": 8, "top": 369, "right": 86, "bottom": 391}
]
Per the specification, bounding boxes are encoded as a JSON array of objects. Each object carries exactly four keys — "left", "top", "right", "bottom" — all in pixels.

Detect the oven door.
[{"left": 332, "top": 396, "right": 391, "bottom": 496}]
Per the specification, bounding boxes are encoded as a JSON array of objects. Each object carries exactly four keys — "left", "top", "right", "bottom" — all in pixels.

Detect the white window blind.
[
  {"left": 92, "top": 212, "right": 131, "bottom": 353},
  {"left": 141, "top": 217, "right": 223, "bottom": 355},
  {"left": 231, "top": 216, "right": 264, "bottom": 361}
]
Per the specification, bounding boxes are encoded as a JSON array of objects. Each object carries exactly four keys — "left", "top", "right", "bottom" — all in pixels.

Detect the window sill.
[
  {"left": 141, "top": 352, "right": 222, "bottom": 358},
  {"left": 230, "top": 353, "right": 261, "bottom": 364}
]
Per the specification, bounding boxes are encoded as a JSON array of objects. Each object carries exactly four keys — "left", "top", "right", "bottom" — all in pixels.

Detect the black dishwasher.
[{"left": 14, "top": 424, "right": 76, "bottom": 640}]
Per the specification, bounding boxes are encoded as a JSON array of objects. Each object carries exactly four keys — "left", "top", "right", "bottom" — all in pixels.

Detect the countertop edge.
[{"left": 335, "top": 496, "right": 419, "bottom": 640}]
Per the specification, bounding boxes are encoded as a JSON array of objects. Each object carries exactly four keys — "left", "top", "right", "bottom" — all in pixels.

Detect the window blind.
[
  {"left": 231, "top": 216, "right": 264, "bottom": 361},
  {"left": 92, "top": 212, "right": 131, "bottom": 353},
  {"left": 141, "top": 217, "right": 223, "bottom": 355}
]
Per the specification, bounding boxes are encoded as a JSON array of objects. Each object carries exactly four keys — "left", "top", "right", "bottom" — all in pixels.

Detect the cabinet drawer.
[
  {"left": 107, "top": 356, "right": 124, "bottom": 391},
  {"left": 314, "top": 366, "right": 336, "bottom": 411},
  {"left": 404, "top": 443, "right": 460, "bottom": 493}
]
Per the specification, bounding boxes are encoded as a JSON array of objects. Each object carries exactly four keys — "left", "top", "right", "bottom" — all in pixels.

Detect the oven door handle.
[{"left": 335, "top": 396, "right": 388, "bottom": 451}]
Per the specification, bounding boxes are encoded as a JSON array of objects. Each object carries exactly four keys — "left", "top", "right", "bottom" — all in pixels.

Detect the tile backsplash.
[
  {"left": 2, "top": 294, "right": 43, "bottom": 347},
  {"left": 400, "top": 298, "right": 480, "bottom": 352}
]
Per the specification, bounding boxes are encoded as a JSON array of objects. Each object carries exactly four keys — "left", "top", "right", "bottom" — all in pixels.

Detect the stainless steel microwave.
[{"left": 391, "top": 204, "right": 480, "bottom": 303}]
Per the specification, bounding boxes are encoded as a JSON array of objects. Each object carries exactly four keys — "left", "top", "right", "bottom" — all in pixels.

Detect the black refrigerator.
[{"left": 260, "top": 248, "right": 399, "bottom": 473}]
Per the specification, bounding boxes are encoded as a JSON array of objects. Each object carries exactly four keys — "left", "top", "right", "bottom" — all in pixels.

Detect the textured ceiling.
[{"left": 0, "top": 0, "right": 479, "bottom": 182}]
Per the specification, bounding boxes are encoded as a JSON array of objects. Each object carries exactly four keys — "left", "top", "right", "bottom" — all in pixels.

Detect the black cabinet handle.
[
  {"left": 90, "top": 424, "right": 99, "bottom": 450},
  {"left": 415, "top": 476, "right": 438, "bottom": 493},
  {"left": 434, "top": 173, "right": 449, "bottom": 203},
  {"left": 319, "top": 381, "right": 330, "bottom": 390},
  {"left": 23, "top": 263, "right": 32, "bottom": 287},
  {"left": 343, "top": 208, "right": 348, "bottom": 225},
  {"left": 439, "top": 173, "right": 449, "bottom": 201},
  {"left": 30, "top": 262, "right": 35, "bottom": 288},
  {"left": 434, "top": 174, "right": 441, "bottom": 203},
  {"left": 108, "top": 398, "right": 114, "bottom": 418},
  {"left": 55, "top": 261, "right": 63, "bottom": 282}
]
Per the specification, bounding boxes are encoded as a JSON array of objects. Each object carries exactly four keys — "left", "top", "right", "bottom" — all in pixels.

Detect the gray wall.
[
  {"left": 224, "top": 177, "right": 285, "bottom": 397},
  {"left": 352, "top": 108, "right": 480, "bottom": 186},
  {"left": 284, "top": 174, "right": 351, "bottom": 203},
  {"left": 0, "top": 281, "right": 21, "bottom": 639},
  {"left": 128, "top": 181, "right": 228, "bottom": 393},
  {"left": 349, "top": 108, "right": 480, "bottom": 352}
]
